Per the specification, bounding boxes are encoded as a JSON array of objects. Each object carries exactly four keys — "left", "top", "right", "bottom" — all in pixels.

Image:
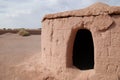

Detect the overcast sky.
[{"left": 0, "top": 0, "right": 120, "bottom": 29}]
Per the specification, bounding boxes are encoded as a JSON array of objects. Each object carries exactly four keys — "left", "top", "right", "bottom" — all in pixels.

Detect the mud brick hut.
[{"left": 41, "top": 3, "right": 120, "bottom": 80}]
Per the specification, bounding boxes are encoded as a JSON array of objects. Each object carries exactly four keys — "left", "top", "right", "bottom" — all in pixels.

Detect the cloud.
[
  {"left": 0, "top": 0, "right": 120, "bottom": 29},
  {"left": 6, "top": 10, "right": 32, "bottom": 17},
  {"left": 4, "top": 0, "right": 30, "bottom": 3}
]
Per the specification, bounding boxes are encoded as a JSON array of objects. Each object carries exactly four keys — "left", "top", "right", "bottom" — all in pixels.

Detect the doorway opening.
[{"left": 73, "top": 29, "right": 94, "bottom": 70}]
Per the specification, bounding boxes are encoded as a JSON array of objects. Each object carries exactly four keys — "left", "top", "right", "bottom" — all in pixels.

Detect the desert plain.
[{"left": 0, "top": 33, "right": 48, "bottom": 80}]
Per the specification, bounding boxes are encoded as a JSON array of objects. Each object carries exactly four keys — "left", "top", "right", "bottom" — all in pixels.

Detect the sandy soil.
[
  {"left": 0, "top": 33, "right": 43, "bottom": 80},
  {"left": 0, "top": 33, "right": 95, "bottom": 80}
]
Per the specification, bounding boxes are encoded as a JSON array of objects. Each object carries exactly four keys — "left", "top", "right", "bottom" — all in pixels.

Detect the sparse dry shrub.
[
  {"left": 18, "top": 28, "right": 30, "bottom": 36},
  {"left": 3, "top": 28, "right": 6, "bottom": 30}
]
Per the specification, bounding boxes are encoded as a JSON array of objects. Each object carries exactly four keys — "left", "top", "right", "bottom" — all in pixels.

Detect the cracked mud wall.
[
  {"left": 41, "top": 14, "right": 120, "bottom": 80},
  {"left": 41, "top": 2, "right": 120, "bottom": 79}
]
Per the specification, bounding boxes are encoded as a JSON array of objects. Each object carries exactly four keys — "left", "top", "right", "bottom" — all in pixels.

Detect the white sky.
[{"left": 0, "top": 0, "right": 120, "bottom": 29}]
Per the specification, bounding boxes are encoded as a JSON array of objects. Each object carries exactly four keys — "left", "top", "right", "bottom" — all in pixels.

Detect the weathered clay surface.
[
  {"left": 41, "top": 2, "right": 120, "bottom": 80},
  {"left": 93, "top": 14, "right": 113, "bottom": 31},
  {"left": 42, "top": 2, "right": 120, "bottom": 21}
]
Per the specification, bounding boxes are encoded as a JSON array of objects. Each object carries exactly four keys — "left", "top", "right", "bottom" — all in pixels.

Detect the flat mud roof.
[{"left": 42, "top": 2, "right": 120, "bottom": 21}]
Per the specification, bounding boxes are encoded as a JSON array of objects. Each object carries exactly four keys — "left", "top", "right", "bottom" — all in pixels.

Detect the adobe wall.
[{"left": 41, "top": 3, "right": 120, "bottom": 80}]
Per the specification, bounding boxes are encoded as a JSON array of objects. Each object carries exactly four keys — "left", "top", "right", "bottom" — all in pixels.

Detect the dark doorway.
[{"left": 73, "top": 29, "right": 94, "bottom": 70}]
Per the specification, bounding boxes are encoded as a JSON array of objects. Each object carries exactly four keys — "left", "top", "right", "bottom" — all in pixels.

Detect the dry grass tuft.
[{"left": 18, "top": 28, "right": 30, "bottom": 36}]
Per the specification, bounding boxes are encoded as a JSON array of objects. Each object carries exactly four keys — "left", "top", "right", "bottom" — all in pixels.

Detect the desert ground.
[
  {"left": 0, "top": 33, "right": 48, "bottom": 80},
  {"left": 0, "top": 33, "right": 95, "bottom": 80}
]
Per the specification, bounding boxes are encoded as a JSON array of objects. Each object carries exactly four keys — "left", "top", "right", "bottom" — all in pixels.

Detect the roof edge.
[{"left": 42, "top": 2, "right": 120, "bottom": 21}]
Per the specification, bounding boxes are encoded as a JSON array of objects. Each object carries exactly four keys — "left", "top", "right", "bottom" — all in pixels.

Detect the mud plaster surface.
[{"left": 41, "top": 3, "right": 120, "bottom": 80}]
